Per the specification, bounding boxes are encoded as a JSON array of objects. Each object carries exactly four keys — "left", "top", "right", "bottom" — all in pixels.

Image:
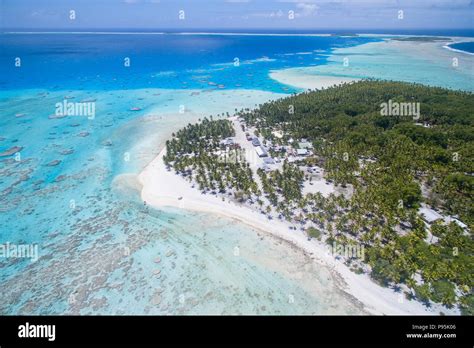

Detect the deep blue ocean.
[
  {"left": 0, "top": 33, "right": 379, "bottom": 91},
  {"left": 449, "top": 41, "right": 474, "bottom": 54}
]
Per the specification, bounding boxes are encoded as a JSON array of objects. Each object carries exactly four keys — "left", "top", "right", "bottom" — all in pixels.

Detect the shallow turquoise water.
[{"left": 2, "top": 86, "right": 366, "bottom": 314}]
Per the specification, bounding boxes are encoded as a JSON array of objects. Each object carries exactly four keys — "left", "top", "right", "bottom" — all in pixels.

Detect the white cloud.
[{"left": 296, "top": 3, "right": 319, "bottom": 16}]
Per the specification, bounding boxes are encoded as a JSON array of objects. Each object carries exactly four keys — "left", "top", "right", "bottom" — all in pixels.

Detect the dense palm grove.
[
  {"left": 163, "top": 118, "right": 259, "bottom": 197},
  {"left": 165, "top": 81, "right": 473, "bottom": 314}
]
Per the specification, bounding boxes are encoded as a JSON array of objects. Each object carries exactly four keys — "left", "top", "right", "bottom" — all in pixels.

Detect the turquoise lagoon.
[{"left": 0, "top": 33, "right": 473, "bottom": 314}]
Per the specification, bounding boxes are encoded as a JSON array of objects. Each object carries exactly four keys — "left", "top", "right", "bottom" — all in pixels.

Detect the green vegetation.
[
  {"left": 166, "top": 81, "right": 473, "bottom": 313},
  {"left": 164, "top": 117, "right": 259, "bottom": 199},
  {"left": 239, "top": 81, "right": 473, "bottom": 312},
  {"left": 306, "top": 227, "right": 321, "bottom": 240},
  {"left": 241, "top": 81, "right": 473, "bottom": 227},
  {"left": 257, "top": 160, "right": 304, "bottom": 204},
  {"left": 460, "top": 294, "right": 474, "bottom": 315}
]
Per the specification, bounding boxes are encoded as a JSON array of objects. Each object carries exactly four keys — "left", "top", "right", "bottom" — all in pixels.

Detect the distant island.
[
  {"left": 161, "top": 81, "right": 473, "bottom": 314},
  {"left": 393, "top": 36, "right": 452, "bottom": 42}
]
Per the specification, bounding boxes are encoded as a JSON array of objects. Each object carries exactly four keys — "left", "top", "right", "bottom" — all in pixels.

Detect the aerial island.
[{"left": 141, "top": 81, "right": 473, "bottom": 314}]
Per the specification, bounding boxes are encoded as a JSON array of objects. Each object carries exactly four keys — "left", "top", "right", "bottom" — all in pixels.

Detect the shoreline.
[{"left": 138, "top": 144, "right": 458, "bottom": 315}]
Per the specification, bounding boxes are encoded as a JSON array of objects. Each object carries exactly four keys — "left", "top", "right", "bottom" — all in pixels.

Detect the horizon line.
[
  {"left": 2, "top": 27, "right": 474, "bottom": 31},
  {"left": 2, "top": 31, "right": 474, "bottom": 40}
]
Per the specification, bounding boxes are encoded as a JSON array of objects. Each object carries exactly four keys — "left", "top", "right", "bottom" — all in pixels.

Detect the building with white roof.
[
  {"left": 296, "top": 148, "right": 309, "bottom": 156},
  {"left": 255, "top": 146, "right": 268, "bottom": 157},
  {"left": 298, "top": 141, "right": 313, "bottom": 149},
  {"left": 419, "top": 206, "right": 443, "bottom": 223}
]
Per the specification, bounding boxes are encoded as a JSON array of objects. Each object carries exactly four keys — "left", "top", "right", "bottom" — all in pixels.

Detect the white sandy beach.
[{"left": 138, "top": 143, "right": 458, "bottom": 315}]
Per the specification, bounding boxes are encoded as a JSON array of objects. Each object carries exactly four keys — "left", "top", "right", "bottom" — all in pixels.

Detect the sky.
[{"left": 1, "top": 0, "right": 473, "bottom": 30}]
